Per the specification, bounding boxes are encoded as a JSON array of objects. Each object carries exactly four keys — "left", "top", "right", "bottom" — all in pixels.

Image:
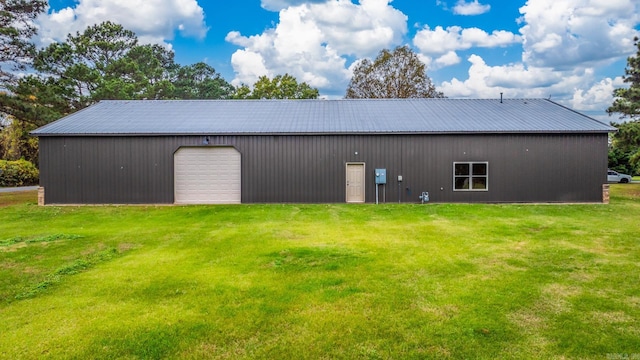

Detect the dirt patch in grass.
[
  {"left": 509, "top": 310, "right": 545, "bottom": 330},
  {"left": 20, "top": 266, "right": 42, "bottom": 275},
  {"left": 590, "top": 311, "right": 633, "bottom": 324},
  {"left": 80, "top": 243, "right": 108, "bottom": 256},
  {"left": 555, "top": 239, "right": 618, "bottom": 264},
  {"left": 567, "top": 271, "right": 596, "bottom": 283},
  {"left": 508, "top": 309, "right": 553, "bottom": 355},
  {"left": 417, "top": 303, "right": 459, "bottom": 321},
  {"left": 624, "top": 296, "right": 640, "bottom": 307},
  {"left": 274, "top": 229, "right": 308, "bottom": 240},
  {"left": 544, "top": 283, "right": 582, "bottom": 298},
  {"left": 0, "top": 242, "right": 28, "bottom": 252},
  {"left": 117, "top": 243, "right": 141, "bottom": 252},
  {"left": 1, "top": 234, "right": 83, "bottom": 252},
  {"left": 0, "top": 260, "right": 18, "bottom": 270},
  {"left": 523, "top": 283, "right": 583, "bottom": 316}
]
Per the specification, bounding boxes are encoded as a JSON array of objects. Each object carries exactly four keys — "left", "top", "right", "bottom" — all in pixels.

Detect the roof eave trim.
[{"left": 31, "top": 130, "right": 615, "bottom": 137}]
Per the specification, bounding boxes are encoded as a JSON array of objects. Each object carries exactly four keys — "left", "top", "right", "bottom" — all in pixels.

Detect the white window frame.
[{"left": 453, "top": 162, "right": 489, "bottom": 192}]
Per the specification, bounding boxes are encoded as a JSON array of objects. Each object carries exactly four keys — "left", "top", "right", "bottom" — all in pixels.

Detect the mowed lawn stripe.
[{"left": 1, "top": 186, "right": 639, "bottom": 359}]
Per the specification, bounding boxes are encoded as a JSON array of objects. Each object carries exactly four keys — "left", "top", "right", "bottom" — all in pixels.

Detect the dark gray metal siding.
[{"left": 38, "top": 133, "right": 608, "bottom": 204}]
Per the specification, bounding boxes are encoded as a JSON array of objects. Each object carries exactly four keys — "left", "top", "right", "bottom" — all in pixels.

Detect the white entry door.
[
  {"left": 346, "top": 163, "right": 365, "bottom": 203},
  {"left": 174, "top": 147, "right": 241, "bottom": 204}
]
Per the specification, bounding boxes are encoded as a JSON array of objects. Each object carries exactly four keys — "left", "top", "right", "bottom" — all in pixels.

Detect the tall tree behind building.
[
  {"left": 6, "top": 21, "right": 236, "bottom": 126},
  {"left": 346, "top": 46, "right": 444, "bottom": 99},
  {"left": 233, "top": 74, "right": 319, "bottom": 99},
  {"left": 0, "top": 0, "right": 47, "bottom": 83},
  {"left": 607, "top": 37, "right": 640, "bottom": 175},
  {"left": 0, "top": 0, "right": 46, "bottom": 161},
  {"left": 1, "top": 21, "right": 235, "bottom": 162}
]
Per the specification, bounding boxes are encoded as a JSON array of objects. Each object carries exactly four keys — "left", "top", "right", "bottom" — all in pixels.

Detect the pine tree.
[
  {"left": 0, "top": 0, "right": 47, "bottom": 82},
  {"left": 607, "top": 37, "right": 640, "bottom": 175},
  {"left": 607, "top": 37, "right": 640, "bottom": 119}
]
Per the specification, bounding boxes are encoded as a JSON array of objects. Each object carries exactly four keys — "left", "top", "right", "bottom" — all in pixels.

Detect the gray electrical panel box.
[{"left": 375, "top": 169, "right": 387, "bottom": 184}]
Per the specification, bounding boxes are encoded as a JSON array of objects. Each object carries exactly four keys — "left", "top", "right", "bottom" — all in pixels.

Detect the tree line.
[
  {"left": 3, "top": 1, "right": 636, "bottom": 176},
  {"left": 0, "top": 1, "right": 442, "bottom": 164},
  {"left": 606, "top": 37, "right": 640, "bottom": 176},
  {"left": 0, "top": 19, "right": 319, "bottom": 162}
]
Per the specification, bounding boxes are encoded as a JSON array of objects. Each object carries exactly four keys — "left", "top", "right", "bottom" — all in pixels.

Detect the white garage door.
[{"left": 174, "top": 147, "right": 241, "bottom": 204}]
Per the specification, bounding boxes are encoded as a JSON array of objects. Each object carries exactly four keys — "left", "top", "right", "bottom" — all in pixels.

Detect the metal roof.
[{"left": 31, "top": 98, "right": 615, "bottom": 136}]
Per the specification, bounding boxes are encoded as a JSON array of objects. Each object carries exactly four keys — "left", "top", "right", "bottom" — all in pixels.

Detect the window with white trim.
[{"left": 453, "top": 162, "right": 488, "bottom": 191}]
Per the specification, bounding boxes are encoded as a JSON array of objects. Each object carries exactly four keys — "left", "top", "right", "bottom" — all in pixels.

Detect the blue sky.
[{"left": 38, "top": 0, "right": 640, "bottom": 119}]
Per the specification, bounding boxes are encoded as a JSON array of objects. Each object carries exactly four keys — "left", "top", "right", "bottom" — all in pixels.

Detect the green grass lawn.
[{"left": 1, "top": 187, "right": 639, "bottom": 359}]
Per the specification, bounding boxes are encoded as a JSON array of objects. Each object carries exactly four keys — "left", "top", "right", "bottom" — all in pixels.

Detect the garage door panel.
[{"left": 174, "top": 147, "right": 241, "bottom": 204}]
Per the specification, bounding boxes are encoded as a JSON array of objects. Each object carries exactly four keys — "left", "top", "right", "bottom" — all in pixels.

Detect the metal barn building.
[{"left": 31, "top": 99, "right": 614, "bottom": 204}]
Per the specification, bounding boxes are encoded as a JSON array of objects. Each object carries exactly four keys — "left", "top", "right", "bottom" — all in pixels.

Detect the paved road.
[{"left": 0, "top": 186, "right": 38, "bottom": 193}]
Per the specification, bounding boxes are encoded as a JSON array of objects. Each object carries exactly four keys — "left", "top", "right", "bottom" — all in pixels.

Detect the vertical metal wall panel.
[
  {"left": 37, "top": 138, "right": 55, "bottom": 203},
  {"left": 38, "top": 133, "right": 608, "bottom": 204}
]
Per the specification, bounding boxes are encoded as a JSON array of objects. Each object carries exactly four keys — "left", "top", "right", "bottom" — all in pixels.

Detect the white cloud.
[
  {"left": 440, "top": 54, "right": 588, "bottom": 98},
  {"left": 431, "top": 0, "right": 639, "bottom": 116},
  {"left": 434, "top": 51, "right": 461, "bottom": 68},
  {"left": 37, "top": 0, "right": 208, "bottom": 47},
  {"left": 570, "top": 76, "right": 625, "bottom": 112},
  {"left": 438, "top": 53, "right": 626, "bottom": 115},
  {"left": 35, "top": 0, "right": 638, "bottom": 110},
  {"left": 228, "top": 49, "right": 270, "bottom": 85},
  {"left": 227, "top": 0, "right": 407, "bottom": 94},
  {"left": 261, "top": 0, "right": 328, "bottom": 12},
  {"left": 518, "top": 0, "right": 640, "bottom": 68},
  {"left": 413, "top": 25, "right": 520, "bottom": 67},
  {"left": 414, "top": 26, "right": 520, "bottom": 55},
  {"left": 453, "top": 0, "right": 490, "bottom": 16}
]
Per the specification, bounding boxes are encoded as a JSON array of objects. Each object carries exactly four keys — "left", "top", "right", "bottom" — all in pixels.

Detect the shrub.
[{"left": 0, "top": 159, "right": 39, "bottom": 187}]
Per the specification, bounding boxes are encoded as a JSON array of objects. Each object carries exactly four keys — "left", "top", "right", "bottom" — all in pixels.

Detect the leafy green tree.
[
  {"left": 11, "top": 21, "right": 233, "bottom": 125},
  {"left": 0, "top": 0, "right": 47, "bottom": 82},
  {"left": 34, "top": 21, "right": 149, "bottom": 109},
  {"left": 346, "top": 46, "right": 444, "bottom": 99},
  {"left": 233, "top": 74, "right": 319, "bottom": 99},
  {"left": 608, "top": 37, "right": 640, "bottom": 119},
  {"left": 608, "top": 121, "right": 640, "bottom": 175},
  {"left": 607, "top": 37, "right": 640, "bottom": 175},
  {"left": 0, "top": 117, "right": 38, "bottom": 162},
  {"left": 0, "top": 74, "right": 74, "bottom": 162},
  {"left": 92, "top": 43, "right": 179, "bottom": 101},
  {"left": 0, "top": 0, "right": 46, "bottom": 162},
  {"left": 172, "top": 62, "right": 235, "bottom": 99},
  {"left": 1, "top": 21, "right": 234, "bottom": 162},
  {"left": 0, "top": 22, "right": 146, "bottom": 131},
  {"left": 0, "top": 75, "right": 71, "bottom": 127}
]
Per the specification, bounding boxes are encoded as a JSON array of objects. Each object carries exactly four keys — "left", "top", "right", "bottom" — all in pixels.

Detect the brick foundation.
[
  {"left": 38, "top": 187, "right": 45, "bottom": 206},
  {"left": 602, "top": 184, "right": 609, "bottom": 204}
]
